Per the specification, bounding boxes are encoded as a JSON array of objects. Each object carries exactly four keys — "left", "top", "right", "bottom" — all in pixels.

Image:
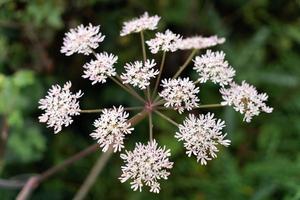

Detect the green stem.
[
  {"left": 173, "top": 49, "right": 198, "bottom": 79},
  {"left": 140, "top": 31, "right": 151, "bottom": 101},
  {"left": 152, "top": 52, "right": 166, "bottom": 99},
  {"left": 148, "top": 113, "right": 153, "bottom": 141},
  {"left": 110, "top": 77, "right": 145, "bottom": 103},
  {"left": 154, "top": 111, "right": 178, "bottom": 126},
  {"left": 193, "top": 79, "right": 201, "bottom": 85},
  {"left": 80, "top": 109, "right": 102, "bottom": 113},
  {"left": 153, "top": 99, "right": 165, "bottom": 106},
  {"left": 140, "top": 31, "right": 147, "bottom": 63},
  {"left": 197, "top": 104, "right": 225, "bottom": 109},
  {"left": 115, "top": 75, "right": 145, "bottom": 103},
  {"left": 155, "top": 103, "right": 225, "bottom": 110},
  {"left": 80, "top": 106, "right": 143, "bottom": 114},
  {"left": 147, "top": 87, "right": 151, "bottom": 102}
]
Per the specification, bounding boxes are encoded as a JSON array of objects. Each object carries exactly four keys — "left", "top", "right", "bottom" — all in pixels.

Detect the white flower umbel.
[
  {"left": 120, "top": 12, "right": 161, "bottom": 36},
  {"left": 121, "top": 59, "right": 159, "bottom": 89},
  {"left": 82, "top": 52, "right": 118, "bottom": 85},
  {"left": 179, "top": 35, "right": 225, "bottom": 50},
  {"left": 61, "top": 24, "right": 105, "bottom": 56},
  {"left": 146, "top": 30, "right": 182, "bottom": 54},
  {"left": 159, "top": 78, "right": 200, "bottom": 113},
  {"left": 175, "top": 113, "right": 230, "bottom": 165},
  {"left": 38, "top": 81, "right": 83, "bottom": 134},
  {"left": 119, "top": 140, "right": 173, "bottom": 193},
  {"left": 90, "top": 106, "right": 133, "bottom": 152},
  {"left": 220, "top": 81, "right": 273, "bottom": 122},
  {"left": 193, "top": 50, "right": 235, "bottom": 86}
]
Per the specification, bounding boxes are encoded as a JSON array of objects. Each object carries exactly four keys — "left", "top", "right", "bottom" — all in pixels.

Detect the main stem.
[
  {"left": 16, "top": 144, "right": 99, "bottom": 200},
  {"left": 73, "top": 148, "right": 113, "bottom": 200},
  {"left": 16, "top": 110, "right": 149, "bottom": 200}
]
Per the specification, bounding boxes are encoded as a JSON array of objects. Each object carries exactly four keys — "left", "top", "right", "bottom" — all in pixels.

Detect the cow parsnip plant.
[{"left": 38, "top": 12, "right": 273, "bottom": 193}]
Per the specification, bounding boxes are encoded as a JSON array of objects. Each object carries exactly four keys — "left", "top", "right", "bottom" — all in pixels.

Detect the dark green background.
[{"left": 0, "top": 0, "right": 299, "bottom": 199}]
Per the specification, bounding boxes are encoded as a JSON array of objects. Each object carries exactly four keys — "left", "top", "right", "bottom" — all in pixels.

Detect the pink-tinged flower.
[
  {"left": 120, "top": 12, "right": 160, "bottom": 36},
  {"left": 220, "top": 81, "right": 273, "bottom": 122},
  {"left": 146, "top": 30, "right": 182, "bottom": 54},
  {"left": 193, "top": 50, "right": 235, "bottom": 86},
  {"left": 82, "top": 52, "right": 118, "bottom": 84},
  {"left": 90, "top": 106, "right": 133, "bottom": 152},
  {"left": 176, "top": 113, "right": 230, "bottom": 165},
  {"left": 159, "top": 77, "right": 200, "bottom": 113},
  {"left": 61, "top": 24, "right": 105, "bottom": 56},
  {"left": 38, "top": 81, "right": 83, "bottom": 133},
  {"left": 119, "top": 140, "right": 173, "bottom": 193}
]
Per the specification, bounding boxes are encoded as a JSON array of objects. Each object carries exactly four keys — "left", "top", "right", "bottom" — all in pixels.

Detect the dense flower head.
[
  {"left": 220, "top": 81, "right": 273, "bottom": 122},
  {"left": 90, "top": 106, "right": 133, "bottom": 152},
  {"left": 119, "top": 140, "right": 173, "bottom": 193},
  {"left": 61, "top": 24, "right": 105, "bottom": 56},
  {"left": 146, "top": 30, "right": 182, "bottom": 54},
  {"left": 159, "top": 77, "right": 200, "bottom": 113},
  {"left": 193, "top": 50, "right": 235, "bottom": 86},
  {"left": 120, "top": 12, "right": 161, "bottom": 36},
  {"left": 175, "top": 113, "right": 230, "bottom": 165},
  {"left": 82, "top": 52, "right": 118, "bottom": 84},
  {"left": 38, "top": 81, "right": 83, "bottom": 134},
  {"left": 179, "top": 35, "right": 225, "bottom": 50},
  {"left": 121, "top": 59, "right": 159, "bottom": 89}
]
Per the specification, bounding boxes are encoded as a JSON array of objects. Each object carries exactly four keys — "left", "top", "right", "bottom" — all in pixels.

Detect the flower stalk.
[
  {"left": 173, "top": 48, "right": 198, "bottom": 79},
  {"left": 154, "top": 110, "right": 178, "bottom": 126},
  {"left": 152, "top": 51, "right": 166, "bottom": 99}
]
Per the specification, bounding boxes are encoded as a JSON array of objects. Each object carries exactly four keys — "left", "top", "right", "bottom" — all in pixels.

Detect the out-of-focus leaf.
[
  {"left": 6, "top": 124, "right": 46, "bottom": 163},
  {"left": 13, "top": 70, "right": 35, "bottom": 88},
  {"left": 7, "top": 110, "right": 23, "bottom": 128}
]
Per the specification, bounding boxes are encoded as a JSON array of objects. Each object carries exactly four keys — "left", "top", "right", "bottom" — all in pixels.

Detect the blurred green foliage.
[{"left": 0, "top": 0, "right": 300, "bottom": 199}]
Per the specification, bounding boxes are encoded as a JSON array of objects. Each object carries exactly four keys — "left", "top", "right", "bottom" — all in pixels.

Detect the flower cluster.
[
  {"left": 159, "top": 78, "right": 200, "bottom": 113},
  {"left": 119, "top": 140, "right": 173, "bottom": 193},
  {"left": 220, "top": 81, "right": 273, "bottom": 122},
  {"left": 179, "top": 35, "right": 225, "bottom": 50},
  {"left": 38, "top": 11, "right": 274, "bottom": 194},
  {"left": 146, "top": 30, "right": 182, "bottom": 54},
  {"left": 82, "top": 52, "right": 118, "bottom": 84},
  {"left": 120, "top": 12, "right": 161, "bottom": 36},
  {"left": 121, "top": 59, "right": 159, "bottom": 89},
  {"left": 176, "top": 113, "right": 230, "bottom": 165},
  {"left": 61, "top": 24, "right": 105, "bottom": 56},
  {"left": 193, "top": 50, "right": 235, "bottom": 86},
  {"left": 38, "top": 81, "right": 83, "bottom": 134},
  {"left": 90, "top": 106, "right": 133, "bottom": 152}
]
